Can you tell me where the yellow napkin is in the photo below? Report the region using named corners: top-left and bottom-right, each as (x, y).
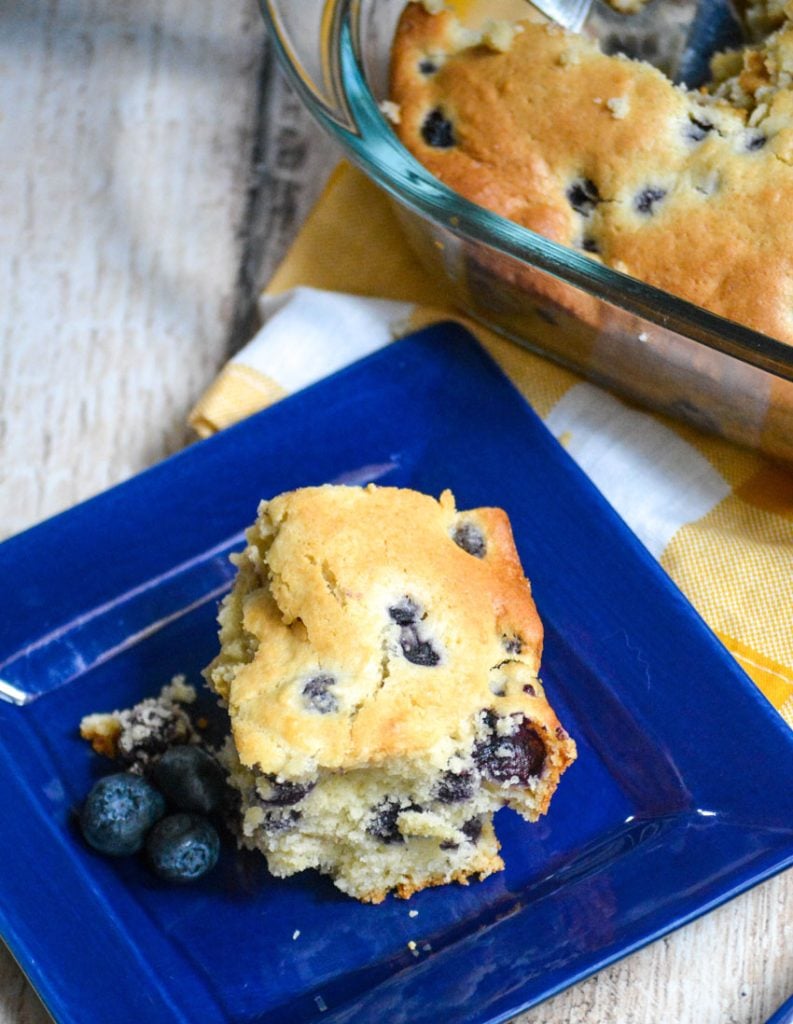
top-left (190, 162), bottom-right (793, 727)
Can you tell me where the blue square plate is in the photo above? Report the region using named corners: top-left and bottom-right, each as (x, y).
top-left (1, 323), bottom-right (792, 1024)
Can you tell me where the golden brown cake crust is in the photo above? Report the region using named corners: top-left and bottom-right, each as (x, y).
top-left (390, 3), bottom-right (793, 343)
top-left (210, 485), bottom-right (568, 776)
top-left (363, 845), bottom-right (505, 903)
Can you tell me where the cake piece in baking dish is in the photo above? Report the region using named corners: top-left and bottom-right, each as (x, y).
top-left (205, 484), bottom-right (576, 902)
top-left (389, 1), bottom-right (793, 344)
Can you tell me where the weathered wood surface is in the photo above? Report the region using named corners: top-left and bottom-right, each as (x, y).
top-left (1, 1), bottom-right (790, 1022)
top-left (0, 0), bottom-right (333, 539)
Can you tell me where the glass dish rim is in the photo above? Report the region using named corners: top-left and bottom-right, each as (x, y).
top-left (260, 0), bottom-right (793, 385)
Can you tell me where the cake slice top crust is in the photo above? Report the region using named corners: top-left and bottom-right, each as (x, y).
top-left (206, 485), bottom-right (567, 778)
top-left (389, 3), bottom-right (793, 342)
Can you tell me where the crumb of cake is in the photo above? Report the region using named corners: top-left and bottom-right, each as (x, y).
top-left (79, 713), bottom-right (122, 758)
top-left (606, 96), bottom-right (630, 119)
top-left (558, 48), bottom-right (581, 67)
top-left (80, 680), bottom-right (198, 771)
top-left (448, 21), bottom-right (484, 50)
top-left (292, 929), bottom-right (301, 940)
top-left (480, 19), bottom-right (524, 53)
top-left (409, 909), bottom-right (419, 917)
top-left (204, 484), bottom-right (576, 903)
top-left (160, 675), bottom-right (196, 704)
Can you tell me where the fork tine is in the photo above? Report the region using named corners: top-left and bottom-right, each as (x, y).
top-left (526, 0), bottom-right (593, 33)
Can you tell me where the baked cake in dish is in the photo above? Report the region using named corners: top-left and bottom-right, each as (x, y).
top-left (205, 484), bottom-right (576, 903)
top-left (389, 1), bottom-right (793, 343)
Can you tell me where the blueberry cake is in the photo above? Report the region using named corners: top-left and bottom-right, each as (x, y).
top-left (204, 484), bottom-right (576, 903)
top-left (389, 1), bottom-right (793, 343)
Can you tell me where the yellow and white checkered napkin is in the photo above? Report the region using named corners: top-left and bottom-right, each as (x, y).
top-left (191, 162), bottom-right (793, 727)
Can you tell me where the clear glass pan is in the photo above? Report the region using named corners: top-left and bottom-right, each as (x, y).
top-left (261, 0), bottom-right (793, 459)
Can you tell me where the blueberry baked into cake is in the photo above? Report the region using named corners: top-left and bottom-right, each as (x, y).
top-left (205, 484), bottom-right (576, 903)
top-left (389, 1), bottom-right (793, 343)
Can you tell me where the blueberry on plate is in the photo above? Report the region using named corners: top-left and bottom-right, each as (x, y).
top-left (151, 745), bottom-right (227, 815)
top-left (146, 813), bottom-right (220, 882)
top-left (80, 773), bottom-right (166, 856)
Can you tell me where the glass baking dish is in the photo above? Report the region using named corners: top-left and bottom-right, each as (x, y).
top-left (260, 0), bottom-right (793, 459)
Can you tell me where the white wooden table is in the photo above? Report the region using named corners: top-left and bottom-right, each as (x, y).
top-left (1, 1), bottom-right (791, 1021)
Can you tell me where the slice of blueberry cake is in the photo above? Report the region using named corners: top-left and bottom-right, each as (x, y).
top-left (205, 484), bottom-right (576, 902)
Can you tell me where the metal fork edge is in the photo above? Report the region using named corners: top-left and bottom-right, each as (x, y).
top-left (527, 0), bottom-right (593, 33)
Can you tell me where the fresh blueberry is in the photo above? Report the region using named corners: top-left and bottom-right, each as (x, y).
top-left (452, 522), bottom-right (486, 558)
top-left (421, 108), bottom-right (456, 148)
top-left (146, 813), bottom-right (220, 882)
top-left (151, 745), bottom-right (227, 815)
top-left (80, 773), bottom-right (166, 856)
top-left (635, 187), bottom-right (667, 215)
top-left (302, 674), bottom-right (339, 714)
top-left (566, 178), bottom-right (600, 216)
top-left (474, 711), bottom-right (546, 785)
top-left (435, 769), bottom-right (476, 803)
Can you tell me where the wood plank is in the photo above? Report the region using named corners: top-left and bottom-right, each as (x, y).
top-left (0, 0), bottom-right (333, 544)
top-left (518, 873), bottom-right (793, 1024)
